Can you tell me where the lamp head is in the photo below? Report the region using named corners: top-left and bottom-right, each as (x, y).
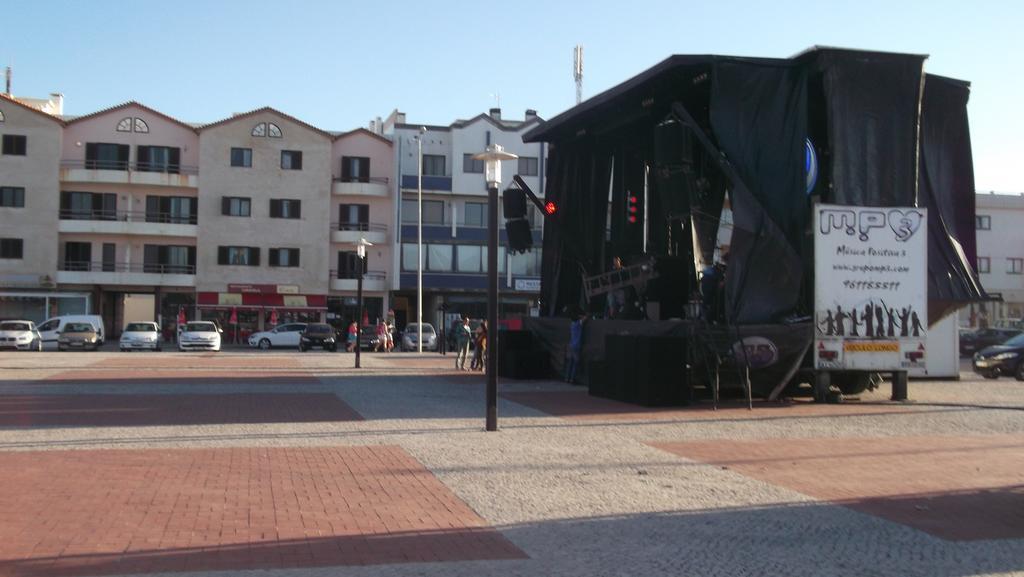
top-left (472, 144), bottom-right (518, 188)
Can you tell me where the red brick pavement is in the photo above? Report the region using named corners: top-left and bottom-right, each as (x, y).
top-left (0, 446), bottom-right (526, 576)
top-left (502, 391), bottom-right (913, 421)
top-left (43, 369), bottom-right (320, 387)
top-left (652, 435), bottom-right (1024, 541)
top-left (0, 394), bottom-right (362, 427)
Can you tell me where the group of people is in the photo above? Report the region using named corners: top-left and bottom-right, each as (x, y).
top-left (372, 319), bottom-right (396, 352)
top-left (453, 317), bottom-right (488, 371)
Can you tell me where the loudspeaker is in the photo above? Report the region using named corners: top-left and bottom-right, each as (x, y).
top-left (654, 118), bottom-right (696, 167)
top-left (587, 360), bottom-right (608, 397)
top-left (646, 257), bottom-right (691, 320)
top-left (602, 334), bottom-right (690, 406)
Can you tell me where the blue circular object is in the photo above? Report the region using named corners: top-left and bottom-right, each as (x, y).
top-left (805, 138), bottom-right (819, 195)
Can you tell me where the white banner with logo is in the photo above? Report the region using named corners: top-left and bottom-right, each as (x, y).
top-left (814, 204), bottom-right (928, 371)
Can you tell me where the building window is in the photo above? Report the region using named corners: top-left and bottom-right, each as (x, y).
top-left (401, 244), bottom-right (418, 272)
top-left (60, 191), bottom-right (116, 220)
top-left (116, 117), bottom-right (148, 133)
top-left (144, 245), bottom-right (195, 274)
top-left (281, 150), bottom-right (302, 170)
top-left (85, 142), bottom-right (129, 170)
top-left (510, 249), bottom-right (542, 276)
top-left (0, 238), bottom-right (23, 259)
top-left (2, 134), bottom-right (26, 156)
top-left (230, 147), bottom-right (252, 167)
top-left (269, 248), bottom-right (300, 267)
top-left (976, 215), bottom-right (991, 230)
top-left (422, 154), bottom-right (445, 176)
top-left (977, 257), bottom-right (990, 274)
top-left (62, 242), bottom-right (91, 269)
top-left (338, 204), bottom-right (369, 230)
top-left (0, 186), bottom-right (25, 208)
top-left (464, 202), bottom-right (487, 227)
top-left (221, 196), bottom-right (251, 217)
top-left (0, 110), bottom-right (5, 122)
top-left (251, 123), bottom-right (266, 137)
top-left (136, 146), bottom-right (181, 173)
top-left (462, 154), bottom-right (484, 174)
top-left (337, 251), bottom-right (366, 278)
top-left (218, 246), bottom-right (260, 266)
top-left (401, 199), bottom-right (445, 224)
top-left (1009, 258), bottom-right (1024, 275)
top-left (146, 196), bottom-right (196, 224)
top-left (456, 245), bottom-right (483, 273)
top-left (341, 156), bottom-right (370, 182)
top-left (270, 198), bottom-right (301, 219)
top-left (267, 123), bottom-right (282, 138)
top-left (427, 244), bottom-right (453, 272)
top-left (101, 243), bottom-right (116, 272)
top-left (518, 156), bottom-right (539, 176)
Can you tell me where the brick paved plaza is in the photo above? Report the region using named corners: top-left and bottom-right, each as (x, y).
top-left (0, 350), bottom-right (1022, 577)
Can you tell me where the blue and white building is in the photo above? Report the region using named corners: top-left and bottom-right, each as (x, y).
top-left (380, 108), bottom-right (547, 330)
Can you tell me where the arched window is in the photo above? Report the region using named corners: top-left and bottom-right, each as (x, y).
top-left (117, 116), bottom-right (150, 133)
top-left (268, 123), bottom-right (282, 138)
top-left (251, 122), bottom-right (267, 137)
top-left (0, 109), bottom-right (5, 122)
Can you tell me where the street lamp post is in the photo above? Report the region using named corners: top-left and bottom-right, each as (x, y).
top-left (416, 126), bottom-right (426, 353)
top-left (472, 144), bottom-right (518, 432)
top-left (355, 237), bottom-right (372, 369)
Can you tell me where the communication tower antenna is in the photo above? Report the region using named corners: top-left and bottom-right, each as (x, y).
top-left (573, 45), bottom-right (584, 105)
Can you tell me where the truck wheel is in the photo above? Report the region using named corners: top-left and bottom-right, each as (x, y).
top-left (832, 372), bottom-right (874, 395)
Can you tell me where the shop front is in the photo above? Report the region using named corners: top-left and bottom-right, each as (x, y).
top-left (0, 291), bottom-right (91, 324)
top-left (196, 291), bottom-right (326, 345)
top-left (326, 296), bottom-right (384, 333)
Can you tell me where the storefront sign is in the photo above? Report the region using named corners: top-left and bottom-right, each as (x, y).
top-left (814, 205), bottom-right (927, 371)
top-left (276, 285), bottom-right (299, 294)
top-left (514, 279), bottom-right (541, 292)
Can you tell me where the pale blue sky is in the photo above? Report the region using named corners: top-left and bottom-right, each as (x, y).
top-left (4, 0), bottom-right (1021, 191)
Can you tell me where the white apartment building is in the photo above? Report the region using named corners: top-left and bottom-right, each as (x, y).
top-left (0, 96), bottom-right (398, 342)
top-left (382, 108), bottom-right (547, 329)
top-left (970, 191), bottom-right (1024, 326)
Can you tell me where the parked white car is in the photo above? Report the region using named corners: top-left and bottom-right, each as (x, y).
top-left (248, 323), bottom-right (307, 350)
top-left (0, 320), bottom-right (43, 351)
top-left (401, 323), bottom-right (438, 352)
top-left (120, 322), bottom-right (162, 351)
top-left (37, 315), bottom-right (105, 350)
top-left (177, 321), bottom-right (222, 352)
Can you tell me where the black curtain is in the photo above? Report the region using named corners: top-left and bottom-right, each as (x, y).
top-left (540, 140), bottom-right (612, 316)
top-left (814, 50), bottom-right (926, 207)
top-left (708, 59), bottom-right (808, 323)
top-left (919, 74), bottom-right (987, 322)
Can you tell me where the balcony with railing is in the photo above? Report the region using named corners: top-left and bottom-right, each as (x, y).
top-left (401, 174), bottom-right (452, 192)
top-left (55, 261), bottom-right (196, 287)
top-left (60, 159), bottom-right (199, 188)
top-left (332, 176), bottom-right (390, 197)
top-left (329, 269), bottom-right (388, 292)
top-left (57, 209), bottom-right (197, 237)
top-left (330, 222), bottom-right (388, 245)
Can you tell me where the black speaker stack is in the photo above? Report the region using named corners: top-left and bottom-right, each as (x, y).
top-left (592, 334), bottom-right (690, 406)
top-left (498, 330), bottom-right (551, 379)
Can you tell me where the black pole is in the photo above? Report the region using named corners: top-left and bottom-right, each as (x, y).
top-left (355, 255), bottom-right (364, 368)
top-left (486, 183), bottom-right (499, 431)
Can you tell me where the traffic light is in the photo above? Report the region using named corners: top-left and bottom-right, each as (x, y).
top-left (544, 201), bottom-right (558, 215)
top-left (503, 187), bottom-right (533, 253)
top-left (627, 192), bottom-right (639, 224)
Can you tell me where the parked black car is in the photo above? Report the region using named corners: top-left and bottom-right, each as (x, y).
top-left (299, 323), bottom-right (337, 352)
top-left (972, 332), bottom-right (1024, 379)
top-left (960, 328), bottom-right (1022, 357)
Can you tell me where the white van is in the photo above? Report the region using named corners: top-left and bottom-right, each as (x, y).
top-left (37, 315), bottom-right (106, 350)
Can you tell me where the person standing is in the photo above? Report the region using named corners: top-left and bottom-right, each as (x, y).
top-left (346, 321), bottom-right (358, 352)
top-left (454, 317), bottom-right (473, 370)
top-left (472, 320), bottom-right (488, 371)
top-left (564, 312), bottom-right (586, 383)
top-left (374, 319), bottom-right (388, 352)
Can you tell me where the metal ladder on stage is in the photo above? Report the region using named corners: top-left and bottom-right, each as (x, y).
top-left (583, 258), bottom-right (660, 299)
